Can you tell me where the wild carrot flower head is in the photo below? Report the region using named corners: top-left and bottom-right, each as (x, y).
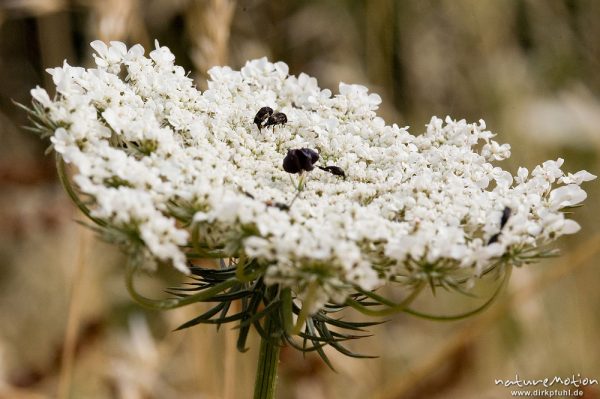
top-left (28, 40), bottom-right (595, 315)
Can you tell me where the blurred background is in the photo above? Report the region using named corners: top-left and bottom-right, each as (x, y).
top-left (0, 0), bottom-right (599, 398)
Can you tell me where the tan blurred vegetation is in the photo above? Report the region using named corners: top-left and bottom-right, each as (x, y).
top-left (0, 1), bottom-right (599, 398)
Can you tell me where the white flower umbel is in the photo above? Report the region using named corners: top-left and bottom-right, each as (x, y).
top-left (30, 40), bottom-right (595, 312)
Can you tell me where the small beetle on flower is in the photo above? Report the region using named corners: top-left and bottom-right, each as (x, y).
top-left (254, 106), bottom-right (273, 132)
top-left (265, 112), bottom-right (287, 130)
top-left (318, 165), bottom-right (346, 179)
top-left (488, 207), bottom-right (512, 245)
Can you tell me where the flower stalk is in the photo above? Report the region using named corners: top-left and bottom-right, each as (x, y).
top-left (253, 312), bottom-right (281, 399)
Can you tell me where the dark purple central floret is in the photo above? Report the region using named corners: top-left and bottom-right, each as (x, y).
top-left (283, 148), bottom-right (319, 174)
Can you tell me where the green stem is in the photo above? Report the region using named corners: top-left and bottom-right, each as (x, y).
top-left (56, 155), bottom-right (106, 227)
top-left (403, 265), bottom-right (512, 321)
top-left (236, 253), bottom-right (261, 282)
top-left (253, 312), bottom-right (281, 399)
top-left (125, 265), bottom-right (237, 310)
top-left (291, 280), bottom-right (318, 335)
top-left (347, 265), bottom-right (512, 319)
top-left (281, 288), bottom-right (294, 334)
top-left (346, 283), bottom-right (424, 317)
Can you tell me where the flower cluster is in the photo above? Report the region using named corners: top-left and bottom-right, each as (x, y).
top-left (29, 40), bottom-right (594, 312)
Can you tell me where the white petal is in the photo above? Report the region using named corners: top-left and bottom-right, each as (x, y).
top-left (561, 219), bottom-right (581, 234)
top-left (549, 184), bottom-right (587, 209)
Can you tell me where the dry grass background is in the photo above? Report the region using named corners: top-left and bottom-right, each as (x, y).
top-left (0, 1), bottom-right (599, 398)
